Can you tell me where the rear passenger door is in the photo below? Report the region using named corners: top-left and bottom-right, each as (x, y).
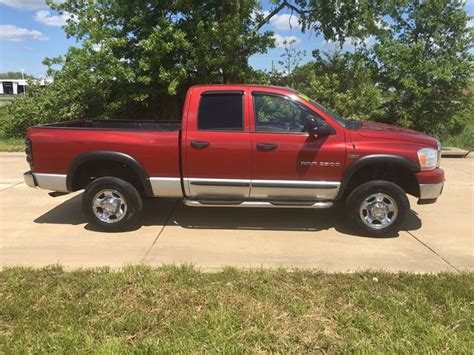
top-left (183, 90), bottom-right (252, 198)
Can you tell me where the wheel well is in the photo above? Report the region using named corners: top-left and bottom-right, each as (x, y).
top-left (342, 163), bottom-right (419, 199)
top-left (71, 160), bottom-right (146, 195)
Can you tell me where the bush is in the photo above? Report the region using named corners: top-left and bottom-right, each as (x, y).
top-left (0, 82), bottom-right (85, 138)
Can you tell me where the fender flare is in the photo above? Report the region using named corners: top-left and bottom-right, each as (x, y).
top-left (66, 151), bottom-right (154, 196)
top-left (336, 154), bottom-right (419, 200)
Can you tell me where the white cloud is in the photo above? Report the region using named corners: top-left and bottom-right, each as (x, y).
top-left (0, 0), bottom-right (48, 10)
top-left (322, 38), bottom-right (354, 51)
top-left (270, 13), bottom-right (300, 31)
top-left (0, 24), bottom-right (48, 41)
top-left (273, 34), bottom-right (301, 48)
top-left (35, 10), bottom-right (70, 26)
top-left (253, 10), bottom-right (301, 31)
top-left (322, 35), bottom-right (376, 51)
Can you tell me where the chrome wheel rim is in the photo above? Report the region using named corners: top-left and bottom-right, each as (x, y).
top-left (359, 193), bottom-right (398, 230)
top-left (92, 189), bottom-right (127, 223)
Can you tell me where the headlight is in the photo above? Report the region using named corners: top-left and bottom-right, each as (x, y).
top-left (417, 148), bottom-right (438, 171)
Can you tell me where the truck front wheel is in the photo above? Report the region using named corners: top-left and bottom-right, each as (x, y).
top-left (82, 177), bottom-right (143, 231)
top-left (346, 180), bottom-right (409, 237)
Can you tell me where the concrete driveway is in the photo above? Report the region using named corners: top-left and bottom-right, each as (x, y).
top-left (1, 152), bottom-right (472, 272)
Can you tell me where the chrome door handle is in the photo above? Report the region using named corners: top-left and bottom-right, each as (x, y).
top-left (191, 141), bottom-right (209, 148)
top-left (256, 143), bottom-right (278, 151)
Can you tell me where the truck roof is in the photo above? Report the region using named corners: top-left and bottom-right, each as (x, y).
top-left (189, 84), bottom-right (298, 94)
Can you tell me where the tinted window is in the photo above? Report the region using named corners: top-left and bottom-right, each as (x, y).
top-left (198, 94), bottom-right (243, 131)
top-left (253, 94), bottom-right (325, 133)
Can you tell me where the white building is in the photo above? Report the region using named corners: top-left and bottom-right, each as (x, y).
top-left (0, 79), bottom-right (51, 95)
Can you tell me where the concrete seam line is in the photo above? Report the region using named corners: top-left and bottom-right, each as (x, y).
top-left (406, 230), bottom-right (460, 273)
top-left (0, 181), bottom-right (24, 192)
top-left (450, 168), bottom-right (474, 176)
top-left (141, 199), bottom-right (180, 263)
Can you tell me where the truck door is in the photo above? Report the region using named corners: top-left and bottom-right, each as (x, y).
top-left (249, 91), bottom-right (345, 200)
top-left (183, 90), bottom-right (252, 198)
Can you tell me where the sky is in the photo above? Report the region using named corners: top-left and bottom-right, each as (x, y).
top-left (0, 0), bottom-right (473, 77)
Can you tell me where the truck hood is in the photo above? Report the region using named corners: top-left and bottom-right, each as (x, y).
top-left (355, 121), bottom-right (438, 148)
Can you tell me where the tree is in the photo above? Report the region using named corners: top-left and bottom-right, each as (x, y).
top-left (37, 0), bottom-right (276, 120)
top-left (292, 50), bottom-right (384, 121)
top-left (280, 0), bottom-right (473, 139)
top-left (370, 0), bottom-right (473, 138)
top-left (277, 39), bottom-right (307, 87)
top-left (0, 72), bottom-right (36, 80)
top-left (3, 0), bottom-right (471, 142)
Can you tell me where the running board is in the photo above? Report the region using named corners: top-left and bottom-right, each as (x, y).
top-left (183, 199), bottom-right (333, 209)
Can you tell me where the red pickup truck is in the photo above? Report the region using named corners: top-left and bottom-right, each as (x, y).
top-left (24, 84), bottom-right (444, 236)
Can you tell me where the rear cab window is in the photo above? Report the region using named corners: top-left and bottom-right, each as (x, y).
top-left (198, 92), bottom-right (243, 131)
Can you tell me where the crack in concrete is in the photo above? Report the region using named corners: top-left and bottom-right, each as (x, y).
top-left (406, 230), bottom-right (460, 272)
top-left (141, 199), bottom-right (180, 263)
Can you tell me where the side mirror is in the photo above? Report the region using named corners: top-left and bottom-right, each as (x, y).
top-left (314, 124), bottom-right (333, 136)
top-left (305, 118), bottom-right (318, 135)
top-left (305, 119), bottom-right (332, 136)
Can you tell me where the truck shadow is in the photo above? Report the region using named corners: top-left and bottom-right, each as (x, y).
top-left (34, 194), bottom-right (422, 238)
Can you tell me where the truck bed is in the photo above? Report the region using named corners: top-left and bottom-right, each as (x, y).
top-left (37, 119), bottom-right (181, 132)
top-left (27, 118), bottom-right (182, 179)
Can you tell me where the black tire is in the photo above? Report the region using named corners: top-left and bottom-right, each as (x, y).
top-left (346, 180), bottom-right (409, 237)
top-left (82, 176), bottom-right (143, 232)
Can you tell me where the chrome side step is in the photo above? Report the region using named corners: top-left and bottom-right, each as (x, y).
top-left (183, 199), bottom-right (333, 209)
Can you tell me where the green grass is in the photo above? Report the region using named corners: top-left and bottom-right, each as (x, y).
top-left (443, 121), bottom-right (474, 150)
top-left (0, 95), bottom-right (14, 107)
top-left (0, 137), bottom-right (24, 152)
top-left (1, 266), bottom-right (472, 353)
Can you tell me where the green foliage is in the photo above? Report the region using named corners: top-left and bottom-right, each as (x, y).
top-left (0, 81), bottom-right (85, 138)
top-left (1, 0), bottom-right (472, 142)
top-left (443, 110), bottom-right (474, 150)
top-left (44, 0), bottom-right (274, 119)
top-left (371, 0), bottom-right (473, 138)
top-left (284, 0), bottom-right (473, 140)
top-left (0, 72), bottom-right (36, 80)
top-left (295, 0), bottom-right (398, 42)
top-left (291, 50), bottom-right (385, 121)
top-left (1, 0), bottom-right (279, 137)
top-left (277, 39), bottom-right (307, 87)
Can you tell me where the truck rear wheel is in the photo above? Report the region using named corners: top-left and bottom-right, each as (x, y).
top-left (346, 180), bottom-right (409, 237)
top-left (82, 176), bottom-right (143, 231)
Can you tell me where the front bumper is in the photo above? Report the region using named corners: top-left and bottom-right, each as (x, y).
top-left (416, 168), bottom-right (445, 204)
top-left (419, 182), bottom-right (444, 199)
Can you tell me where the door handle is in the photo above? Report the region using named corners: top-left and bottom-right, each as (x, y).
top-left (191, 141), bottom-right (209, 148)
top-left (256, 143), bottom-right (278, 151)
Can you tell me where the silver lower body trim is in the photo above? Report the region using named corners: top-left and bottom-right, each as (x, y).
top-left (184, 199), bottom-right (333, 209)
top-left (183, 177), bottom-right (340, 200)
top-left (184, 177), bottom-right (250, 198)
top-left (24, 171), bottom-right (68, 192)
top-left (149, 177), bottom-right (182, 197)
top-left (419, 182), bottom-right (444, 200)
top-left (250, 179), bottom-right (340, 200)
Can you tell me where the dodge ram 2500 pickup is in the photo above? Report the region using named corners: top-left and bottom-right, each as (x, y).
top-left (24, 84), bottom-right (444, 236)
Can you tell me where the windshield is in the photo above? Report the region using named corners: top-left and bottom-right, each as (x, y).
top-left (297, 93), bottom-right (346, 127)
